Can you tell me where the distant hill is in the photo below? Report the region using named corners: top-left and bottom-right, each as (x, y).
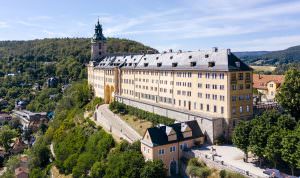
top-left (0, 38), bottom-right (158, 64)
top-left (234, 45), bottom-right (300, 66)
top-left (234, 51), bottom-right (271, 58)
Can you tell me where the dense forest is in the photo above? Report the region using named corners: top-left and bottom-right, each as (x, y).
top-left (0, 38), bottom-right (157, 112)
top-left (235, 45), bottom-right (300, 66)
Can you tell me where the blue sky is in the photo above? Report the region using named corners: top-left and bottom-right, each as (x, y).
top-left (0, 0), bottom-right (300, 52)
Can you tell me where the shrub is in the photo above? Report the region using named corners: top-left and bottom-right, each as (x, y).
top-left (214, 135), bottom-right (226, 145)
top-left (109, 101), bottom-right (174, 125)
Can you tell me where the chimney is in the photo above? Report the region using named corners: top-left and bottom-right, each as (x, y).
top-left (212, 47), bottom-right (218, 52)
top-left (169, 49), bottom-right (173, 53)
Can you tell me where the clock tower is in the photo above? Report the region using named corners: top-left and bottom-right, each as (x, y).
top-left (91, 19), bottom-right (107, 60)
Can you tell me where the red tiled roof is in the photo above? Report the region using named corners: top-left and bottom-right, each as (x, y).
top-left (253, 74), bottom-right (284, 89)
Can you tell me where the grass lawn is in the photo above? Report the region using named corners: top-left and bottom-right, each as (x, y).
top-left (118, 114), bottom-right (153, 136)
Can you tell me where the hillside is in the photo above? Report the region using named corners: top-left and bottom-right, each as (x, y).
top-left (235, 45), bottom-right (300, 65)
top-left (0, 38), bottom-right (157, 64)
top-left (0, 38), bottom-right (157, 112)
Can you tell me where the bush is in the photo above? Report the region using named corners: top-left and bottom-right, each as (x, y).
top-left (214, 135), bottom-right (226, 145)
top-left (109, 101), bottom-right (174, 125)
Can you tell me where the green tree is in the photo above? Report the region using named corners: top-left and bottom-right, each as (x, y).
top-left (0, 126), bottom-right (18, 152)
top-left (29, 138), bottom-right (50, 168)
top-left (265, 132), bottom-right (282, 168)
top-left (90, 161), bottom-right (106, 178)
top-left (276, 69), bottom-right (300, 120)
top-left (281, 130), bottom-right (300, 175)
top-left (140, 160), bottom-right (166, 178)
top-left (232, 121), bottom-right (252, 162)
top-left (104, 151), bottom-right (145, 178)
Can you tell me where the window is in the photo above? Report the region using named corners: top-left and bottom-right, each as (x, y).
top-left (232, 107), bottom-right (236, 114)
top-left (198, 83), bottom-right (202, 88)
top-left (221, 106), bottom-right (224, 114)
top-left (206, 104), bottom-right (210, 111)
top-left (172, 63), bottom-right (178, 67)
top-left (206, 84), bottom-right (210, 89)
top-left (158, 149), bottom-right (165, 155)
top-left (246, 84), bottom-right (251, 89)
top-left (271, 91), bottom-right (274, 96)
top-left (239, 95), bottom-right (244, 101)
top-left (219, 73), bottom-right (225, 79)
top-left (232, 85), bottom-right (237, 90)
top-left (205, 73), bottom-right (210, 79)
top-left (239, 84), bottom-right (244, 90)
top-left (208, 61), bottom-right (215, 67)
top-left (144, 63), bottom-right (148, 67)
top-left (190, 61), bottom-right (196, 67)
top-left (198, 73), bottom-right (202, 78)
top-left (157, 63), bottom-right (162, 67)
top-left (200, 103), bottom-right (203, 110)
top-left (238, 73), bottom-right (243, 80)
top-left (232, 96), bottom-right (237, 101)
top-left (240, 106), bottom-right (243, 113)
top-left (170, 146), bottom-right (176, 152)
top-left (198, 92), bottom-right (202, 98)
top-left (246, 105), bottom-right (250, 112)
top-left (220, 85), bottom-right (225, 90)
top-left (270, 84), bottom-right (274, 87)
top-left (214, 105), bottom-right (217, 112)
top-left (246, 73), bottom-right (250, 80)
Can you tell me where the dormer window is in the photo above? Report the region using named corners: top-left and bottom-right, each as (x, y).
top-left (157, 63), bottom-right (162, 67)
top-left (129, 63), bottom-right (132, 66)
top-left (144, 58), bottom-right (147, 60)
top-left (170, 56), bottom-right (173, 59)
top-left (190, 61), bottom-right (196, 67)
top-left (205, 54), bottom-right (209, 58)
top-left (144, 63), bottom-right (149, 67)
top-left (156, 57), bottom-right (159, 60)
top-left (172, 63), bottom-right (178, 67)
top-left (189, 55), bottom-right (192, 59)
top-left (208, 61), bottom-right (215, 67)
top-left (235, 61), bottom-right (241, 68)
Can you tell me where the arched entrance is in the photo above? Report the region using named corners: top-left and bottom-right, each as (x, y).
top-left (170, 160), bottom-right (177, 176)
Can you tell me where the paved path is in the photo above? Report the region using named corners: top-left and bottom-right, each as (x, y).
top-left (94, 104), bottom-right (142, 143)
top-left (189, 145), bottom-right (268, 178)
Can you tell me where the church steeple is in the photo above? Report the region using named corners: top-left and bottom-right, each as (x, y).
top-left (91, 19), bottom-right (107, 60)
top-left (92, 19), bottom-right (106, 42)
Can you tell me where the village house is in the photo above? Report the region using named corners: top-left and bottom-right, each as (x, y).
top-left (253, 74), bottom-right (284, 102)
top-left (140, 120), bottom-right (204, 176)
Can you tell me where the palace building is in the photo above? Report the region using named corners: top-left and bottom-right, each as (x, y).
top-left (87, 20), bottom-right (254, 142)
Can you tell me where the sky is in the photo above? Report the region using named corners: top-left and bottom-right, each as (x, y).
top-left (0, 0), bottom-right (300, 52)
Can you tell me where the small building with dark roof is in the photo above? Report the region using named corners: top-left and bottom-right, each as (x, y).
top-left (141, 120), bottom-right (204, 176)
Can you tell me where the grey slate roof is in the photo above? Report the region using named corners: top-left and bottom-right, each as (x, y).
top-left (93, 48), bottom-right (252, 71)
top-left (146, 120), bottom-right (203, 146)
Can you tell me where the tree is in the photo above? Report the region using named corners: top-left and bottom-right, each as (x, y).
top-left (72, 152), bottom-right (96, 178)
top-left (277, 114), bottom-right (296, 130)
top-left (265, 132), bottom-right (282, 168)
top-left (140, 160), bottom-right (166, 178)
top-left (90, 161), bottom-right (106, 178)
top-left (232, 121), bottom-right (252, 162)
top-left (104, 151), bottom-right (145, 178)
top-left (0, 126), bottom-right (18, 152)
top-left (276, 69), bottom-right (300, 120)
top-left (281, 130), bottom-right (300, 175)
top-left (29, 138), bottom-right (51, 168)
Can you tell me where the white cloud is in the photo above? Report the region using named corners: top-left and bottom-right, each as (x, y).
top-left (0, 21), bottom-right (9, 28)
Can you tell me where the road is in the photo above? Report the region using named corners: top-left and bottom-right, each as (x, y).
top-left (94, 104), bottom-right (142, 143)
